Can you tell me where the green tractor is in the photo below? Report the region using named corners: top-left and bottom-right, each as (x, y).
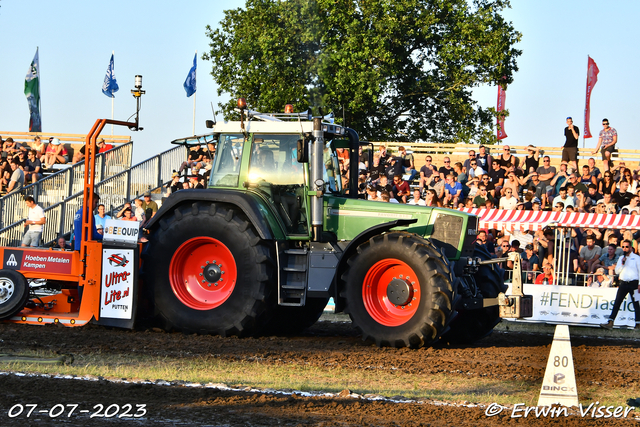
top-left (142, 102), bottom-right (531, 348)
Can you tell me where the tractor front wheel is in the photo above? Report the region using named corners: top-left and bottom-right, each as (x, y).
top-left (341, 232), bottom-right (454, 348)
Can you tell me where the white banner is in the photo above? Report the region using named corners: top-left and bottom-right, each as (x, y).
top-left (507, 283), bottom-right (639, 327)
top-left (100, 248), bottom-right (135, 320)
top-left (103, 219), bottom-right (140, 245)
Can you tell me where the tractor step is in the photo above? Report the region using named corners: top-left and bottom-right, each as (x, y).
top-left (278, 245), bottom-right (309, 306)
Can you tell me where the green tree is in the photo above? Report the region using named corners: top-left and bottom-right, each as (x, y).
top-left (204, 0), bottom-right (521, 144)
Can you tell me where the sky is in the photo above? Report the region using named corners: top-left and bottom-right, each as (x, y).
top-left (0, 0), bottom-right (638, 164)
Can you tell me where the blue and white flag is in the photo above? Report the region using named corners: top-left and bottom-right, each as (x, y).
top-left (102, 53), bottom-right (119, 98)
top-left (183, 53), bottom-right (197, 97)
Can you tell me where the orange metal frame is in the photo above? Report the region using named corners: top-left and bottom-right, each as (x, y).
top-left (5, 119), bottom-right (137, 327)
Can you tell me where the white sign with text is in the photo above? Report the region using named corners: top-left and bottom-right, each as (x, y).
top-left (102, 219), bottom-right (140, 245)
top-left (100, 248), bottom-right (135, 319)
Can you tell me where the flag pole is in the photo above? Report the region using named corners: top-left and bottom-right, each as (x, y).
top-left (192, 50), bottom-right (197, 135)
top-left (111, 50), bottom-right (115, 136)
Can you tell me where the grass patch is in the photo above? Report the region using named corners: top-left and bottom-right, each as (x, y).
top-left (1, 348), bottom-right (634, 407)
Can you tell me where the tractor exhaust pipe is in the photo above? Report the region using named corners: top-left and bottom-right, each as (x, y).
top-left (311, 118), bottom-right (324, 241)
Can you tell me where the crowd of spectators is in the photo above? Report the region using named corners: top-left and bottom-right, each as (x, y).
top-left (0, 135), bottom-right (118, 195)
top-left (163, 142), bottom-right (215, 196)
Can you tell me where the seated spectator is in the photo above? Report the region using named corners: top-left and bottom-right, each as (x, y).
top-left (42, 138), bottom-right (69, 168)
top-left (424, 189), bottom-right (442, 207)
top-left (53, 236), bottom-right (72, 251)
top-left (522, 145), bottom-right (540, 174)
top-left (476, 145), bottom-right (493, 171)
top-left (31, 136), bottom-right (46, 160)
top-left (407, 188), bottom-right (426, 206)
top-left (97, 138), bottom-right (114, 153)
top-left (376, 175), bottom-right (392, 195)
top-left (397, 146), bottom-right (417, 181)
top-left (24, 150), bottom-right (43, 184)
top-left (429, 175), bottom-right (445, 200)
top-left (536, 156), bottom-right (556, 187)
top-left (535, 263), bottom-right (555, 284)
top-left (3, 137), bottom-right (22, 156)
top-left (379, 190), bottom-right (399, 204)
top-left (598, 170), bottom-right (616, 196)
top-left (614, 180), bottom-right (633, 207)
top-left (552, 188), bottom-right (574, 211)
top-left (121, 207), bottom-right (137, 221)
top-left (179, 144), bottom-right (204, 174)
top-left (418, 155), bottom-right (437, 191)
top-left (392, 174), bottom-right (410, 203)
top-left (488, 161), bottom-right (505, 194)
top-left (622, 195), bottom-right (640, 214)
top-left (467, 159), bottom-right (486, 179)
top-left (587, 267), bottom-right (613, 288)
top-left (443, 174), bottom-right (462, 207)
top-left (439, 157), bottom-right (456, 180)
top-left (94, 204), bottom-right (111, 229)
top-left (473, 185), bottom-right (493, 208)
top-left (580, 165), bottom-right (597, 187)
top-left (499, 188), bottom-right (518, 210)
top-left (72, 144), bottom-right (86, 164)
top-left (6, 159), bottom-right (24, 193)
top-left (587, 157), bottom-right (601, 180)
top-left (579, 234), bottom-right (602, 273)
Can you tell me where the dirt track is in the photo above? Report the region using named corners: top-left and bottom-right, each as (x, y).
top-left (0, 320), bottom-right (639, 426)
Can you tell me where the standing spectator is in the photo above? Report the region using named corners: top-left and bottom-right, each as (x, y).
top-left (592, 118), bottom-right (617, 170)
top-left (563, 117), bottom-right (580, 171)
top-left (397, 146), bottom-right (417, 181)
top-left (94, 204), bottom-right (111, 229)
top-left (6, 159), bottom-right (24, 193)
top-left (133, 198), bottom-right (146, 224)
top-left (21, 196), bottom-right (46, 247)
top-left (600, 240), bottom-right (640, 330)
top-left (476, 145), bottom-right (493, 171)
top-left (24, 150), bottom-right (42, 184)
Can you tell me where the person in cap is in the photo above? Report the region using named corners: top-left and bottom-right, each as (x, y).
top-left (164, 172), bottom-right (182, 196)
top-left (141, 191), bottom-right (158, 218)
top-left (563, 117), bottom-right (580, 171)
top-left (97, 138), bottom-right (114, 153)
top-left (42, 137), bottom-right (69, 168)
top-left (588, 268), bottom-right (613, 288)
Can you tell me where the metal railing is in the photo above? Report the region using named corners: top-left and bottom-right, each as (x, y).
top-left (0, 142), bottom-right (133, 229)
top-left (0, 144), bottom-right (182, 247)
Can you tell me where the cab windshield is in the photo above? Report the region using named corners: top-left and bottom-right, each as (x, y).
top-left (209, 134), bottom-right (244, 187)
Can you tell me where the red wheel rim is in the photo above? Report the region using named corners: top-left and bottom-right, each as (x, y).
top-left (169, 237), bottom-right (237, 310)
top-left (362, 259), bottom-right (420, 326)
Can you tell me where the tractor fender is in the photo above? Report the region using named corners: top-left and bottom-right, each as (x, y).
top-left (333, 218), bottom-right (418, 309)
top-left (144, 189), bottom-right (282, 240)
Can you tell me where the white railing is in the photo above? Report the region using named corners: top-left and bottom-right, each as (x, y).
top-left (0, 144), bottom-right (183, 247)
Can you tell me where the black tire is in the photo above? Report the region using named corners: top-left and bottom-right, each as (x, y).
top-left (0, 270), bottom-right (29, 320)
top-left (442, 243), bottom-right (506, 344)
top-left (341, 232), bottom-right (454, 348)
top-left (142, 202), bottom-right (276, 336)
top-left (263, 297), bottom-right (329, 335)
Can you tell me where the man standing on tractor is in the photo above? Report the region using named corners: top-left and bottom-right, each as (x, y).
top-left (73, 193), bottom-right (103, 250)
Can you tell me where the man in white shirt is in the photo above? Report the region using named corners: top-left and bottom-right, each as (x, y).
top-left (407, 189), bottom-right (426, 206)
top-left (601, 239), bottom-right (640, 329)
top-left (21, 196), bottom-right (46, 247)
top-left (499, 188), bottom-right (518, 210)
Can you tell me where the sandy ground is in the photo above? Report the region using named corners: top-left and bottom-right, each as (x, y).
top-left (0, 319), bottom-right (638, 426)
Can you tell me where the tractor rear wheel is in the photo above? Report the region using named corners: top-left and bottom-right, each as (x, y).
top-left (442, 244), bottom-right (506, 344)
top-left (0, 270), bottom-right (29, 320)
top-left (143, 203), bottom-right (275, 336)
top-left (341, 232), bottom-right (454, 348)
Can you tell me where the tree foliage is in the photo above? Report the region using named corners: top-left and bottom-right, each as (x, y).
top-left (204, 0), bottom-right (521, 144)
